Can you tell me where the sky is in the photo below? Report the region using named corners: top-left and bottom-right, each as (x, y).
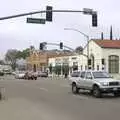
top-left (0, 0), bottom-right (120, 59)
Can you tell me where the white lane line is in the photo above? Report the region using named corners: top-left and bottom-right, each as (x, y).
top-left (39, 87), bottom-right (48, 92)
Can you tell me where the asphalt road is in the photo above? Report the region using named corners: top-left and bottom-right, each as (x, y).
top-left (0, 75), bottom-right (120, 120)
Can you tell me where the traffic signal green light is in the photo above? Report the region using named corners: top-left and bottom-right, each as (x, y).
top-left (92, 14), bottom-right (97, 27)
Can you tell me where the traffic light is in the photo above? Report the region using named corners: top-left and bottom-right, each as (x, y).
top-left (92, 14), bottom-right (97, 27)
top-left (60, 42), bottom-right (63, 49)
top-left (46, 6), bottom-right (52, 21)
top-left (40, 43), bottom-right (43, 50)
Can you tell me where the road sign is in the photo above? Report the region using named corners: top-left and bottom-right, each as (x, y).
top-left (83, 8), bottom-right (93, 15)
top-left (27, 18), bottom-right (46, 24)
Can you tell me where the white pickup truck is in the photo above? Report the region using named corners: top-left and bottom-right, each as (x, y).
top-left (69, 70), bottom-right (120, 98)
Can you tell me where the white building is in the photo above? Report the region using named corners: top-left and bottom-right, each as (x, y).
top-left (48, 39), bottom-right (120, 74)
top-left (84, 39), bottom-right (120, 73)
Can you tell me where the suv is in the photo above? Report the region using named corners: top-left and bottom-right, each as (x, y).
top-left (69, 70), bottom-right (120, 98)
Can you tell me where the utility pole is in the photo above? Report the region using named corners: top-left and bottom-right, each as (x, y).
top-left (110, 26), bottom-right (113, 40)
top-left (101, 32), bottom-right (104, 40)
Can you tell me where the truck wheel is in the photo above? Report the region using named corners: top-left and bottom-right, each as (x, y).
top-left (114, 92), bottom-right (120, 97)
top-left (72, 83), bottom-right (79, 94)
top-left (93, 85), bottom-right (101, 98)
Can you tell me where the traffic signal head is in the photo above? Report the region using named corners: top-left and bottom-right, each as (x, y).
top-left (92, 14), bottom-right (97, 27)
top-left (40, 43), bottom-right (43, 50)
top-left (60, 42), bottom-right (63, 49)
top-left (46, 6), bottom-right (52, 22)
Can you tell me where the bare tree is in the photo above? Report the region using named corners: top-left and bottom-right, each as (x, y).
top-left (5, 49), bottom-right (19, 70)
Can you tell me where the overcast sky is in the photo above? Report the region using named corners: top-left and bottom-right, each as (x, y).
top-left (0, 0), bottom-right (120, 58)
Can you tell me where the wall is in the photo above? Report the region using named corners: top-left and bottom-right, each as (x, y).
top-left (102, 48), bottom-right (120, 73)
top-left (83, 40), bottom-right (103, 70)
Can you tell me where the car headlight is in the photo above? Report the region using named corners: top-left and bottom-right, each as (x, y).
top-left (100, 82), bottom-right (109, 86)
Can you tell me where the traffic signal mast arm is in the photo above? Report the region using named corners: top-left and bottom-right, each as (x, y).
top-left (0, 9), bottom-right (96, 20)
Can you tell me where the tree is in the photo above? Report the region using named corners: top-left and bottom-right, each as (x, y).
top-left (5, 49), bottom-right (19, 70)
top-left (16, 48), bottom-right (30, 59)
top-left (62, 64), bottom-right (69, 75)
top-left (75, 46), bottom-right (83, 54)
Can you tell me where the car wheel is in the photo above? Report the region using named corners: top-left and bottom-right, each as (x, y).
top-left (72, 83), bottom-right (79, 94)
top-left (93, 86), bottom-right (101, 98)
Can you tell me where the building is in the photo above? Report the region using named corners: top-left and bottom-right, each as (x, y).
top-left (49, 39), bottom-right (120, 75)
top-left (84, 39), bottom-right (120, 73)
top-left (26, 49), bottom-right (73, 72)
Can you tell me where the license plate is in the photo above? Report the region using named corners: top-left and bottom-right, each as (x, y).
top-left (113, 88), bottom-right (118, 90)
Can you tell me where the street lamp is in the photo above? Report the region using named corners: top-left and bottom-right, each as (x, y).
top-left (64, 28), bottom-right (89, 68)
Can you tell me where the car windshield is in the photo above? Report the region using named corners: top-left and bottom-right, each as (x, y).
top-left (93, 72), bottom-right (111, 78)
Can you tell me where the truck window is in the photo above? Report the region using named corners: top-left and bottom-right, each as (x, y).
top-left (80, 72), bottom-right (85, 78)
top-left (71, 72), bottom-right (80, 77)
top-left (86, 72), bottom-right (92, 79)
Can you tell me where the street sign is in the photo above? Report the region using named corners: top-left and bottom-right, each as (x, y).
top-left (27, 18), bottom-right (46, 24)
top-left (83, 8), bottom-right (93, 15)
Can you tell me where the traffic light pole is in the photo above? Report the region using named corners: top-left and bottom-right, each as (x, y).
top-left (64, 28), bottom-right (89, 68)
top-left (0, 10), bottom-right (94, 20)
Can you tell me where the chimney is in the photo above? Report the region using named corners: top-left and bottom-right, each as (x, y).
top-left (110, 26), bottom-right (113, 40)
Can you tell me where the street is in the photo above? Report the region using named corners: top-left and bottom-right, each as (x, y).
top-left (0, 75), bottom-right (120, 120)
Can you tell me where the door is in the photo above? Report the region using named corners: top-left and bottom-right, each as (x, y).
top-left (84, 72), bottom-right (93, 89)
top-left (78, 71), bottom-right (86, 88)
top-left (70, 71), bottom-right (81, 86)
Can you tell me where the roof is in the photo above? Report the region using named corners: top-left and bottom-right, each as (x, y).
top-left (93, 39), bottom-right (120, 49)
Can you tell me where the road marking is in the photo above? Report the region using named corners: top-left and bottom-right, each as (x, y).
top-left (39, 87), bottom-right (48, 92)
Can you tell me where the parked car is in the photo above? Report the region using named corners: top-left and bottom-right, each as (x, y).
top-left (24, 72), bottom-right (37, 80)
top-left (15, 72), bottom-right (25, 79)
top-left (37, 71), bottom-right (48, 77)
top-left (69, 70), bottom-right (120, 98)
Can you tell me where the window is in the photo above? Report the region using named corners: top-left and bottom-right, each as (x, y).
top-left (72, 57), bottom-right (77, 60)
top-left (81, 72), bottom-right (85, 78)
top-left (93, 72), bottom-right (111, 78)
top-left (86, 72), bottom-right (92, 79)
top-left (97, 65), bottom-right (99, 70)
top-left (71, 72), bottom-right (80, 77)
top-left (109, 55), bottom-right (119, 73)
